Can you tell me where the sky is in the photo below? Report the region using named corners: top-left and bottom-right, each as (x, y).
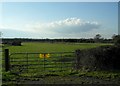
top-left (0, 2), bottom-right (118, 39)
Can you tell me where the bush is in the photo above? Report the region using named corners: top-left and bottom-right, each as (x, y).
top-left (112, 35), bottom-right (120, 46)
top-left (11, 41), bottom-right (22, 46)
top-left (75, 45), bottom-right (120, 71)
top-left (2, 41), bottom-right (22, 46)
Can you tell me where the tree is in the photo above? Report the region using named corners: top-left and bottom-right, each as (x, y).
top-left (112, 34), bottom-right (120, 46)
top-left (112, 34), bottom-right (116, 39)
top-left (94, 34), bottom-right (102, 43)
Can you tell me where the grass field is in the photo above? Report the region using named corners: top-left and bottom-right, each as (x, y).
top-left (3, 42), bottom-right (112, 53)
top-left (3, 42), bottom-right (109, 73)
top-left (2, 42), bottom-right (120, 85)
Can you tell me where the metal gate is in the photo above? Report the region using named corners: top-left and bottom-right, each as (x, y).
top-left (8, 51), bottom-right (75, 75)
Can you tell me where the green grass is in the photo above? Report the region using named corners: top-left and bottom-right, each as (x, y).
top-left (3, 42), bottom-right (112, 53)
top-left (3, 42), bottom-right (120, 85)
top-left (2, 42), bottom-right (112, 73)
top-left (3, 70), bottom-right (120, 85)
top-left (2, 42), bottom-right (113, 74)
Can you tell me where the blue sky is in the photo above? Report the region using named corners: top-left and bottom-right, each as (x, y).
top-left (0, 0), bottom-right (119, 2)
top-left (0, 2), bottom-right (118, 39)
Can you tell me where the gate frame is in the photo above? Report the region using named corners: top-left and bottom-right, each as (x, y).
top-left (4, 49), bottom-right (76, 72)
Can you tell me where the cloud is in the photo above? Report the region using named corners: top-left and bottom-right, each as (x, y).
top-left (0, 18), bottom-right (101, 38)
top-left (26, 18), bottom-right (101, 34)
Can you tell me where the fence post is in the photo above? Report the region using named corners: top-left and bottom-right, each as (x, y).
top-left (4, 49), bottom-right (10, 72)
top-left (75, 49), bottom-right (81, 70)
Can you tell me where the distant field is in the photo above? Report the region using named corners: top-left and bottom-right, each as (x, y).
top-left (3, 42), bottom-right (112, 53)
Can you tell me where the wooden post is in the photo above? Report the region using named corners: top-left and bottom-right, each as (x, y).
top-left (5, 49), bottom-right (10, 72)
top-left (75, 49), bottom-right (81, 69)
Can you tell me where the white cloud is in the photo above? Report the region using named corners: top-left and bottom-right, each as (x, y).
top-left (0, 18), bottom-right (101, 38)
top-left (25, 18), bottom-right (101, 34)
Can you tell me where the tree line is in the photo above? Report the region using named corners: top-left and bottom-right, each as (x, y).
top-left (2, 34), bottom-right (120, 46)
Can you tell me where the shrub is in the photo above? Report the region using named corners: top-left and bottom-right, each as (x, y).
top-left (112, 35), bottom-right (120, 46)
top-left (2, 41), bottom-right (22, 46)
top-left (11, 41), bottom-right (22, 46)
top-left (75, 45), bottom-right (120, 71)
